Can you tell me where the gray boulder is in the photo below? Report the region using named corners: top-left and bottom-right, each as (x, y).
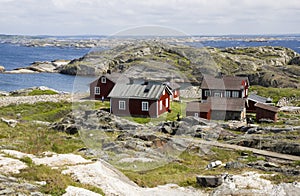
top-left (196, 175), bottom-right (223, 187)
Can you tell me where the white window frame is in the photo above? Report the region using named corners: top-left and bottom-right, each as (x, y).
top-left (214, 92), bottom-right (221, 97)
top-left (232, 91), bottom-right (239, 98)
top-left (166, 98), bottom-right (169, 108)
top-left (204, 90), bottom-right (210, 97)
top-left (174, 90), bottom-right (177, 96)
top-left (225, 91), bottom-right (231, 97)
top-left (160, 100), bottom-right (163, 110)
top-left (163, 89), bottom-right (165, 95)
top-left (142, 101), bottom-right (149, 111)
top-left (119, 100), bottom-right (125, 110)
top-left (101, 76), bottom-right (106, 83)
top-left (94, 87), bottom-right (100, 95)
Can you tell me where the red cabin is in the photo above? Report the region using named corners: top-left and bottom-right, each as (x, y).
top-left (108, 83), bottom-right (172, 118)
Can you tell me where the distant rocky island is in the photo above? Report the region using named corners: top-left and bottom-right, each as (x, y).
top-left (4, 40), bottom-right (300, 88)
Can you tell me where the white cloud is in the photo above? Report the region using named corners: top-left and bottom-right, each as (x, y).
top-left (0, 0), bottom-right (299, 35)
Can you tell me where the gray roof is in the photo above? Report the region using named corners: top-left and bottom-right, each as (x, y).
top-left (248, 94), bottom-right (272, 103)
top-left (108, 83), bottom-right (172, 100)
top-left (201, 75), bottom-right (249, 90)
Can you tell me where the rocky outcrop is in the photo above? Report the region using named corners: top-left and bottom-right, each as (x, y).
top-left (0, 93), bottom-right (71, 107)
top-left (5, 60), bottom-right (70, 74)
top-left (57, 41), bottom-right (300, 88)
top-left (0, 65), bottom-right (5, 73)
top-left (196, 176), bottom-right (223, 187)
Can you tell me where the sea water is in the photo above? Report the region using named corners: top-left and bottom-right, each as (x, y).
top-left (0, 35), bottom-right (299, 92)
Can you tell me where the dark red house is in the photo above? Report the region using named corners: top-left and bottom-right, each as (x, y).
top-left (108, 83), bottom-right (172, 117)
top-left (90, 73), bottom-right (129, 100)
top-left (201, 75), bottom-right (249, 101)
top-left (186, 97), bottom-right (246, 121)
top-left (255, 103), bottom-right (279, 122)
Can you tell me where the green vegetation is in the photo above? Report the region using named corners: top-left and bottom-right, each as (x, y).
top-left (28, 89), bottom-right (58, 96)
top-left (261, 174), bottom-right (300, 184)
top-left (14, 164), bottom-right (104, 195)
top-left (0, 102), bottom-right (71, 122)
top-left (121, 148), bottom-right (245, 188)
top-left (0, 122), bottom-right (84, 154)
top-left (250, 85), bottom-right (300, 103)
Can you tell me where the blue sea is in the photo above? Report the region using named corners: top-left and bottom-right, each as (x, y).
top-left (0, 35), bottom-right (300, 92)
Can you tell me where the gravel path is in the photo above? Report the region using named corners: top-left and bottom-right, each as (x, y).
top-left (0, 94), bottom-right (72, 107)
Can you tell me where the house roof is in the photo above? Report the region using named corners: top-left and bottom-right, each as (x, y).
top-left (91, 73), bottom-right (130, 84)
top-left (255, 103), bottom-right (279, 113)
top-left (186, 102), bottom-right (210, 113)
top-left (201, 75), bottom-right (249, 90)
top-left (108, 83), bottom-right (172, 100)
top-left (248, 94), bottom-right (272, 103)
top-left (209, 97), bottom-right (245, 112)
top-left (163, 82), bottom-right (181, 90)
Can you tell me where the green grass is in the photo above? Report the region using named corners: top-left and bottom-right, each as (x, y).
top-left (0, 102), bottom-right (71, 122)
top-left (0, 122), bottom-right (84, 155)
top-left (250, 86), bottom-right (300, 103)
top-left (14, 164), bottom-right (105, 195)
top-left (28, 89), bottom-right (58, 96)
top-left (121, 148), bottom-right (245, 188)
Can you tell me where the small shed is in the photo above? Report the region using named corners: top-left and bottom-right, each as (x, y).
top-left (255, 103), bottom-right (279, 122)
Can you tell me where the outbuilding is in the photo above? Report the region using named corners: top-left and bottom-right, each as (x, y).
top-left (255, 103), bottom-right (279, 122)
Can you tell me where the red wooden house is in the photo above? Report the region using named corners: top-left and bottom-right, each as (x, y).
top-left (186, 97), bottom-right (246, 121)
top-left (89, 73), bottom-right (129, 100)
top-left (201, 75), bottom-right (249, 101)
top-left (108, 83), bottom-right (172, 117)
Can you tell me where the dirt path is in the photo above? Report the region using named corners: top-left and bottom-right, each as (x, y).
top-left (195, 139), bottom-right (300, 161)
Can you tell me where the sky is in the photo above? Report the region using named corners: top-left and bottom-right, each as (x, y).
top-left (0, 0), bottom-right (300, 36)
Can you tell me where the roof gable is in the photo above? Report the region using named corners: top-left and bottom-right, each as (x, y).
top-left (91, 73), bottom-right (130, 84)
top-left (201, 75), bottom-right (249, 90)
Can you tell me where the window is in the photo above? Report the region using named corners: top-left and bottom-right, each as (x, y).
top-left (160, 100), bottom-right (163, 110)
top-left (119, 100), bottom-right (125, 110)
top-left (225, 91), bottom-right (231, 97)
top-left (142, 102), bottom-right (149, 111)
top-left (101, 76), bottom-right (106, 83)
top-left (194, 113), bottom-right (199, 117)
top-left (166, 98), bottom-right (169, 108)
top-left (232, 91), bottom-right (239, 98)
top-left (174, 90), bottom-right (177, 95)
top-left (204, 90), bottom-right (210, 97)
top-left (214, 92), bottom-right (221, 97)
top-left (95, 87), bottom-right (100, 95)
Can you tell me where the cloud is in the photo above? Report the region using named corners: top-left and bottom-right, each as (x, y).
top-left (0, 0), bottom-right (299, 35)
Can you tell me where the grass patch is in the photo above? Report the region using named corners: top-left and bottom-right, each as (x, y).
top-left (14, 164), bottom-right (105, 196)
top-left (261, 174), bottom-right (300, 184)
top-left (250, 86), bottom-right (300, 103)
top-left (121, 148), bottom-right (243, 188)
top-left (28, 89), bottom-right (58, 96)
top-left (0, 122), bottom-right (84, 155)
top-left (0, 102), bottom-right (71, 122)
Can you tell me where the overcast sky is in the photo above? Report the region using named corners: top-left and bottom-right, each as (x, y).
top-left (1, 0), bottom-right (300, 36)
